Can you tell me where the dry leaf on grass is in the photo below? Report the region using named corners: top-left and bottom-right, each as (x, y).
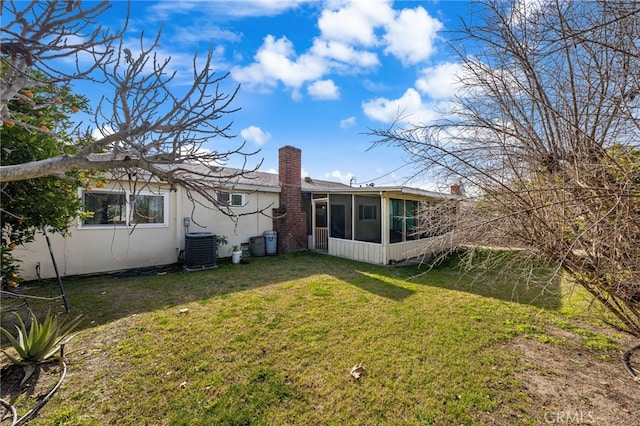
top-left (350, 363), bottom-right (365, 379)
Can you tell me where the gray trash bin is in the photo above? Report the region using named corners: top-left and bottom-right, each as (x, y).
top-left (264, 230), bottom-right (277, 255)
top-left (249, 236), bottom-right (265, 257)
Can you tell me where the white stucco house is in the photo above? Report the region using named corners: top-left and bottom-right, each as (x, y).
top-left (13, 146), bottom-right (460, 280)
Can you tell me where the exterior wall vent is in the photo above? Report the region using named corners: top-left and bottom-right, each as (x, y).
top-left (184, 232), bottom-right (217, 271)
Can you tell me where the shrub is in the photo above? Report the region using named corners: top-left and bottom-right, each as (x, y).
top-left (1, 310), bottom-right (82, 366)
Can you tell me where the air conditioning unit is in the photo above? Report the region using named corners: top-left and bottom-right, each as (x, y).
top-left (184, 232), bottom-right (217, 271)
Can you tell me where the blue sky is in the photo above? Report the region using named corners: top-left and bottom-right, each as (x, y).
top-left (92, 0), bottom-right (471, 191)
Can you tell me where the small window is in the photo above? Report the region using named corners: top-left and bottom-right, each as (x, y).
top-left (217, 191), bottom-right (245, 207)
top-left (358, 204), bottom-right (377, 221)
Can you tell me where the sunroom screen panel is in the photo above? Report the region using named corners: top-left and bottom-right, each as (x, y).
top-left (355, 195), bottom-right (381, 243)
top-left (329, 194), bottom-right (352, 239)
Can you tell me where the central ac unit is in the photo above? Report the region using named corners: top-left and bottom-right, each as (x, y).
top-left (184, 232), bottom-right (217, 271)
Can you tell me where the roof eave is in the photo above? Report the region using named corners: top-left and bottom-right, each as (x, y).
top-left (304, 185), bottom-right (460, 200)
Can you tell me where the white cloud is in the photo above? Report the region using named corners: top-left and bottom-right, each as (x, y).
top-left (383, 6), bottom-right (443, 65)
top-left (307, 79), bottom-right (340, 100)
top-left (415, 62), bottom-right (463, 100)
top-left (361, 88), bottom-right (437, 124)
top-left (509, 0), bottom-right (550, 26)
top-left (323, 169), bottom-right (355, 184)
top-left (146, 1), bottom-right (199, 20)
top-left (231, 35), bottom-right (327, 91)
top-left (317, 0), bottom-right (393, 46)
top-left (230, 1), bottom-right (444, 100)
top-left (310, 39), bottom-right (379, 68)
top-left (148, 0), bottom-right (308, 20)
top-left (240, 125), bottom-right (272, 146)
top-left (171, 25), bottom-right (241, 45)
top-left (339, 116), bottom-right (356, 129)
top-left (232, 34), bottom-right (382, 96)
top-left (230, 1), bottom-right (391, 97)
top-left (92, 124), bottom-right (114, 140)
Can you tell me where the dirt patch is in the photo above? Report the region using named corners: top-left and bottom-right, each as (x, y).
top-left (512, 328), bottom-right (640, 425)
top-left (0, 316), bottom-right (135, 424)
top-left (1, 362), bottom-right (64, 424)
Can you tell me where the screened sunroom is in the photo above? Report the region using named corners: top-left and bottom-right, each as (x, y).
top-left (306, 186), bottom-right (459, 265)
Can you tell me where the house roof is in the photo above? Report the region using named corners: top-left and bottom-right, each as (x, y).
top-left (92, 153), bottom-right (454, 199)
top-left (219, 170), bottom-right (457, 200)
top-left (301, 176), bottom-right (351, 191)
top-left (204, 167), bottom-right (351, 193)
top-left (208, 167), bottom-right (280, 192)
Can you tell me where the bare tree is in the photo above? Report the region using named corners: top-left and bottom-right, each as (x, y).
top-left (0, 1), bottom-right (262, 216)
top-left (372, 0), bottom-right (640, 336)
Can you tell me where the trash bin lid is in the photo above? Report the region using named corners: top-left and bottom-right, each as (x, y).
top-left (263, 230), bottom-right (277, 235)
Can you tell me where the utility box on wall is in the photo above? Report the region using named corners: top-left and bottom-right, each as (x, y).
top-left (184, 232), bottom-right (217, 271)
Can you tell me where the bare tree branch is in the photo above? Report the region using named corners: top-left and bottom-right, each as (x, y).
top-left (371, 0), bottom-right (640, 336)
top-left (1, 1), bottom-right (264, 220)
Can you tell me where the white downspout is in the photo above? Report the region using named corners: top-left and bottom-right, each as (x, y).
top-left (256, 191), bottom-right (260, 235)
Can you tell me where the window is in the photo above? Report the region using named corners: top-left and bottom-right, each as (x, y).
top-left (389, 198), bottom-right (455, 243)
top-left (358, 204), bottom-right (377, 221)
top-left (217, 191), bottom-right (245, 207)
top-left (81, 190), bottom-right (168, 228)
top-left (315, 203), bottom-right (327, 228)
top-left (83, 192), bottom-right (126, 225)
top-left (405, 200), bottom-right (418, 240)
top-left (130, 193), bottom-right (165, 224)
top-left (389, 198), bottom-right (419, 243)
top-left (390, 199), bottom-right (404, 243)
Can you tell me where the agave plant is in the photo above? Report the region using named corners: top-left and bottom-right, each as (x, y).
top-left (1, 310), bottom-right (82, 367)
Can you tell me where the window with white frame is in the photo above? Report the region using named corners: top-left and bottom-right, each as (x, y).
top-left (81, 190), bottom-right (168, 227)
top-left (129, 193), bottom-right (166, 224)
top-left (389, 198), bottom-right (455, 243)
top-left (390, 198), bottom-right (418, 243)
top-left (358, 204), bottom-right (377, 221)
top-left (217, 191), bottom-right (246, 207)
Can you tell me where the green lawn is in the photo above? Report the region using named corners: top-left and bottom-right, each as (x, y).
top-left (1, 251), bottom-right (624, 425)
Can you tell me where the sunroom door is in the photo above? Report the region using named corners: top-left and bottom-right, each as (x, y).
top-left (313, 199), bottom-right (328, 251)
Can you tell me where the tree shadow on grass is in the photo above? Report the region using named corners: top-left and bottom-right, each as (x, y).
top-left (4, 250), bottom-right (560, 339)
top-left (397, 250), bottom-right (563, 311)
top-left (5, 252), bottom-right (385, 333)
top-left (350, 270), bottom-right (416, 301)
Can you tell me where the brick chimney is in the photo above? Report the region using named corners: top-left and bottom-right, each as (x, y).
top-left (450, 184), bottom-right (462, 196)
top-left (273, 146), bottom-right (308, 253)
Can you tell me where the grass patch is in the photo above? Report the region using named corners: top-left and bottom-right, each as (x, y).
top-left (1, 252), bottom-right (623, 425)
